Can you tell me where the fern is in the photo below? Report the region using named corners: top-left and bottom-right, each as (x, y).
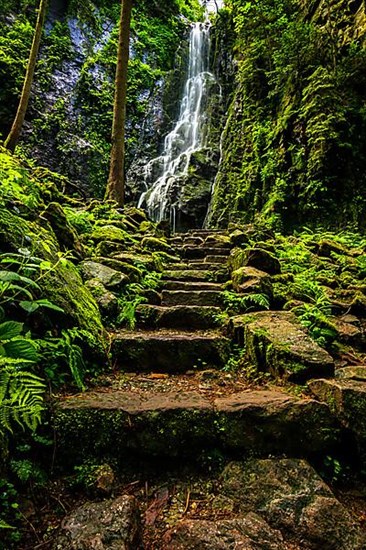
top-left (0, 365), bottom-right (45, 435)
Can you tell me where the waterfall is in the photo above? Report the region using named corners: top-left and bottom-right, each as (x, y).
top-left (138, 21), bottom-right (216, 227)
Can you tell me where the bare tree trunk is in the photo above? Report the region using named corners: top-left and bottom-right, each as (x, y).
top-left (5, 0), bottom-right (48, 153)
top-left (105, 0), bottom-right (133, 207)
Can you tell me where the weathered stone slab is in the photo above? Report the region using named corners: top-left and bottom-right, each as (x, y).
top-left (221, 459), bottom-right (364, 550)
top-left (52, 495), bottom-right (141, 550)
top-left (136, 305), bottom-right (222, 330)
top-left (162, 514), bottom-right (284, 549)
top-left (162, 281), bottom-right (223, 291)
top-left (180, 247), bottom-right (231, 259)
top-left (162, 270), bottom-right (212, 282)
top-left (112, 330), bottom-right (231, 372)
top-left (54, 390), bottom-right (215, 462)
top-left (214, 389), bottom-right (340, 455)
top-left (161, 290), bottom-right (223, 307)
top-left (54, 387), bottom-right (340, 465)
top-left (229, 311), bottom-right (334, 382)
top-left (309, 378), bottom-right (366, 458)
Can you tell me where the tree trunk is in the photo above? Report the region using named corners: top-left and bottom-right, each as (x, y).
top-left (5, 0), bottom-right (48, 153)
top-left (105, 0), bottom-right (133, 207)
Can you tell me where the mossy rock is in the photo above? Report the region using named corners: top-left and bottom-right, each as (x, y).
top-left (42, 259), bottom-right (105, 345)
top-left (91, 225), bottom-right (135, 245)
top-left (141, 236), bottom-right (173, 253)
top-left (228, 311), bottom-right (334, 382)
top-left (94, 240), bottom-right (126, 256)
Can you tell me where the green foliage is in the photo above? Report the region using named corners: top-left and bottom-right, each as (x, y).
top-left (222, 290), bottom-right (270, 314)
top-left (0, 479), bottom-right (22, 544)
top-left (210, 0), bottom-right (366, 230)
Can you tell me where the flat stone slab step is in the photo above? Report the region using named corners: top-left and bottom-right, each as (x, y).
top-left (169, 262), bottom-right (209, 271)
top-left (161, 289), bottom-right (223, 307)
top-left (112, 330), bottom-right (230, 372)
top-left (54, 387), bottom-right (340, 464)
top-left (162, 281), bottom-right (223, 291)
top-left (178, 247), bottom-right (231, 259)
top-left (162, 270), bottom-right (213, 282)
top-left (204, 255), bottom-right (228, 264)
top-left (136, 305), bottom-right (222, 329)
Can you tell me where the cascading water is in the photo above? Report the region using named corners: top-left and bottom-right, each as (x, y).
top-left (138, 20), bottom-right (217, 228)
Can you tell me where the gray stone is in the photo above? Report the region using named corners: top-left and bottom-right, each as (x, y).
top-left (80, 261), bottom-right (128, 289)
top-left (53, 495), bottom-right (141, 549)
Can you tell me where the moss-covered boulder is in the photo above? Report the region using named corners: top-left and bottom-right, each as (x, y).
top-left (91, 225), bottom-right (134, 244)
top-left (228, 311), bottom-right (334, 382)
top-left (85, 279), bottom-right (119, 319)
top-left (141, 236), bottom-right (173, 253)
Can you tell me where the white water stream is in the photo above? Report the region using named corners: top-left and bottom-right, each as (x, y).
top-left (138, 20), bottom-right (216, 227)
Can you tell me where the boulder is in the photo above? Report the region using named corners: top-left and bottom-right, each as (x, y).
top-left (53, 495), bottom-right (142, 550)
top-left (141, 236), bottom-right (173, 253)
top-left (228, 311), bottom-right (334, 381)
top-left (221, 459), bottom-right (363, 549)
top-left (80, 261), bottom-right (129, 289)
top-left (91, 224), bottom-right (132, 244)
top-left (162, 513), bottom-right (284, 549)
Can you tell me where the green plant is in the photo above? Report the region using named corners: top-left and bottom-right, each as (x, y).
top-left (222, 290), bottom-right (270, 314)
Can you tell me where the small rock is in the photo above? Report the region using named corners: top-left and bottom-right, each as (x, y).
top-left (335, 366), bottom-right (366, 381)
top-left (53, 495), bottom-right (141, 550)
top-left (230, 229), bottom-right (249, 247)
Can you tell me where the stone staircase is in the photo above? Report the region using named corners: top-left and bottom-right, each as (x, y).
top-left (52, 228), bottom-right (366, 549)
top-left (54, 229), bottom-right (342, 464)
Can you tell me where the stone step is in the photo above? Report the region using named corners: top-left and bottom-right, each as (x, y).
top-left (112, 330), bottom-right (230, 372)
top-left (162, 289), bottom-right (223, 307)
top-left (179, 247), bottom-right (231, 259)
top-left (187, 229), bottom-right (228, 235)
top-left (204, 255), bottom-right (228, 265)
top-left (136, 304), bottom-right (222, 330)
top-left (54, 388), bottom-right (341, 465)
top-left (162, 281), bottom-right (223, 291)
top-left (168, 262), bottom-right (209, 271)
top-left (162, 269), bottom-right (213, 282)
top-left (181, 237), bottom-right (205, 246)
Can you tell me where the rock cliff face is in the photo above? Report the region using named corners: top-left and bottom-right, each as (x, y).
top-left (208, 0), bottom-right (366, 230)
top-left (0, 0), bottom-right (202, 198)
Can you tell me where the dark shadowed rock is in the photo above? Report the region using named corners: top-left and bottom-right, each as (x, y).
top-left (221, 459), bottom-right (364, 549)
top-left (309, 378), bottom-right (366, 459)
top-left (162, 513), bottom-right (284, 549)
top-left (244, 248), bottom-right (281, 274)
top-left (53, 495), bottom-right (142, 550)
